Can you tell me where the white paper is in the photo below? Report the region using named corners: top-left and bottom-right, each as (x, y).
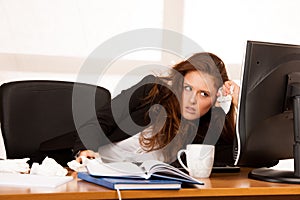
top-left (0, 173), bottom-right (73, 188)
top-left (0, 158), bottom-right (30, 173)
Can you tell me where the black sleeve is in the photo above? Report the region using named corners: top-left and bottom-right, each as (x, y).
top-left (111, 75), bottom-right (156, 122)
top-left (107, 75), bottom-right (157, 142)
top-left (73, 75), bottom-right (157, 153)
top-left (202, 107), bottom-right (226, 145)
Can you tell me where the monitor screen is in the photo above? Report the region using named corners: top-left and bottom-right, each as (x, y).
top-left (234, 40), bottom-right (300, 183)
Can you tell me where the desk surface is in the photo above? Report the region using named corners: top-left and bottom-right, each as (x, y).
top-left (1, 168), bottom-right (300, 200)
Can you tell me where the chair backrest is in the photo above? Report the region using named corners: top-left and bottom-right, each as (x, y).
top-left (0, 80), bottom-right (111, 165)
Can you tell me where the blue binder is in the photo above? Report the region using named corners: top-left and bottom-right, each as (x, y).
top-left (78, 172), bottom-right (181, 190)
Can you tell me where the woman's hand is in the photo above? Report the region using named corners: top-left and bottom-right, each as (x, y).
top-left (75, 150), bottom-right (97, 163)
top-left (222, 80), bottom-right (240, 109)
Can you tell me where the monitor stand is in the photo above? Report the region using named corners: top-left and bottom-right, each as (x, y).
top-left (249, 166), bottom-right (300, 184)
top-left (249, 80), bottom-right (300, 184)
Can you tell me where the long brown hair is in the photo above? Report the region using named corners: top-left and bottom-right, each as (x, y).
top-left (139, 52), bottom-right (236, 161)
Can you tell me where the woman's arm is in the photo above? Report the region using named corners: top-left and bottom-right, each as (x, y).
top-left (76, 75), bottom-right (158, 159)
top-left (106, 75), bottom-right (157, 141)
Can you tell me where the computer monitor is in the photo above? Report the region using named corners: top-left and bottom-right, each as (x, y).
top-left (234, 40), bottom-right (300, 183)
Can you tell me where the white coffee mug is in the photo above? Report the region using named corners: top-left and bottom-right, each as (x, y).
top-left (177, 144), bottom-right (215, 178)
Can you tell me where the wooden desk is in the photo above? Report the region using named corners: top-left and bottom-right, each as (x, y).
top-left (1, 168), bottom-right (300, 200)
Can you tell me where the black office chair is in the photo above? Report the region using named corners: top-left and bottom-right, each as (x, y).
top-left (0, 80), bottom-right (111, 166)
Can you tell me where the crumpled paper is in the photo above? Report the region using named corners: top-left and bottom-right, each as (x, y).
top-left (67, 156), bottom-right (103, 172)
top-left (0, 158), bottom-right (30, 173)
top-left (30, 157), bottom-right (68, 176)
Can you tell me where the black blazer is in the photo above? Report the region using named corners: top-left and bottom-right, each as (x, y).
top-left (74, 75), bottom-right (234, 166)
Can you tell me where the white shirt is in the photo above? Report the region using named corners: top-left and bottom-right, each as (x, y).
top-left (0, 125), bottom-right (7, 159)
top-left (98, 128), bottom-right (164, 163)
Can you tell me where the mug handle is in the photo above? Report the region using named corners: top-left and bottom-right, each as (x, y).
top-left (177, 149), bottom-right (189, 172)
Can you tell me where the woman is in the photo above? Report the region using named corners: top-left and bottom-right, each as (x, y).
top-left (74, 52), bottom-right (239, 166)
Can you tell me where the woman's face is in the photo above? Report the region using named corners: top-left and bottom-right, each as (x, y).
top-left (181, 70), bottom-right (218, 120)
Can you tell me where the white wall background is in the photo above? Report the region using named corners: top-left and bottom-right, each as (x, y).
top-left (1, 0), bottom-right (300, 81)
top-left (183, 0), bottom-right (300, 72)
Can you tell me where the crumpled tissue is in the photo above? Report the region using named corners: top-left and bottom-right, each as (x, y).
top-left (0, 158), bottom-right (30, 173)
top-left (30, 157), bottom-right (68, 176)
top-left (67, 156), bottom-right (103, 172)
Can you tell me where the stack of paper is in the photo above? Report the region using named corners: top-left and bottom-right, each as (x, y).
top-left (0, 173), bottom-right (73, 188)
